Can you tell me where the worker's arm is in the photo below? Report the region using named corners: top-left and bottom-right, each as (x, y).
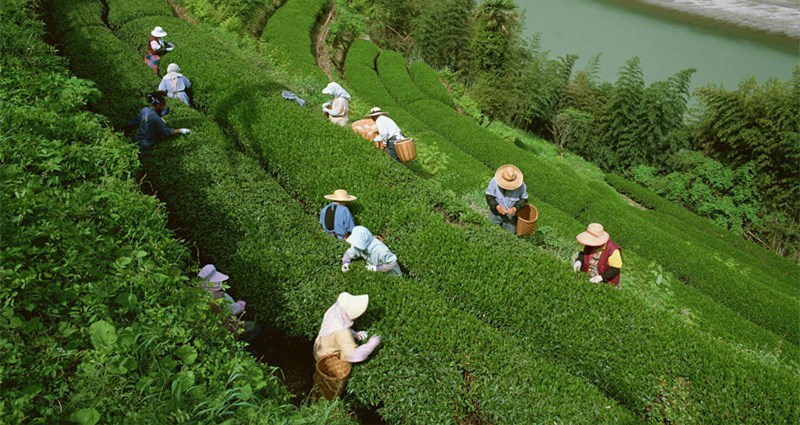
top-left (485, 194), bottom-right (506, 215)
top-left (336, 330), bottom-right (381, 363)
top-left (513, 197), bottom-right (528, 210)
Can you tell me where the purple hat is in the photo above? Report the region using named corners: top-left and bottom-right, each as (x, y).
top-left (198, 264), bottom-right (228, 291)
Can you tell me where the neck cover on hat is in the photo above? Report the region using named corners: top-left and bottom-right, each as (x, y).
top-left (322, 82), bottom-right (351, 99)
top-left (317, 302), bottom-right (353, 337)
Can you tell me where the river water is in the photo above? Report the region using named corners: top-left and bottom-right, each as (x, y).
top-left (515, 0), bottom-right (799, 91)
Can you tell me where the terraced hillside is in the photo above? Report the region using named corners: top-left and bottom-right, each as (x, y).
top-left (30, 0), bottom-right (800, 423)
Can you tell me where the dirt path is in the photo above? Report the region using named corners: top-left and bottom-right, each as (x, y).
top-left (314, 2), bottom-right (335, 81)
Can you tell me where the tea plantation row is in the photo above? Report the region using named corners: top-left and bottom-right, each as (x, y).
top-left (153, 0), bottom-right (800, 422)
top-left (360, 39), bottom-right (799, 344)
top-left (342, 39), bottom-right (800, 366)
top-left (48, 0), bottom-right (636, 423)
top-left (4, 1), bottom-right (350, 423)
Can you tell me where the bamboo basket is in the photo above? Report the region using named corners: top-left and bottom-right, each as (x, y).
top-left (311, 355), bottom-right (352, 401)
top-left (515, 205), bottom-right (538, 237)
top-left (394, 138), bottom-right (417, 162)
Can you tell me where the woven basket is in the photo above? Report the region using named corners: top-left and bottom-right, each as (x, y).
top-left (515, 205), bottom-right (539, 237)
top-left (351, 119), bottom-right (378, 141)
top-left (311, 355), bottom-right (352, 401)
top-left (394, 138), bottom-right (417, 162)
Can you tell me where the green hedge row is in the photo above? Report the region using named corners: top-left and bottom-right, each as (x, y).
top-left (76, 4), bottom-right (639, 422)
top-left (605, 173), bottom-right (800, 291)
top-left (376, 51), bottom-right (430, 106)
top-left (343, 40), bottom-right (490, 195)
top-left (96, 2), bottom-right (799, 422)
top-left (142, 109), bottom-right (635, 424)
top-left (260, 0), bottom-right (329, 85)
top-left (106, 0), bottom-right (173, 30)
top-left (6, 2), bottom-right (334, 423)
top-left (345, 42), bottom-right (800, 364)
top-left (378, 70), bottom-right (800, 345)
top-left (409, 61), bottom-right (455, 107)
top-left (199, 25), bottom-right (798, 425)
top-left (364, 40), bottom-right (800, 346)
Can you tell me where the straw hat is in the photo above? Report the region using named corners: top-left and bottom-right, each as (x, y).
top-left (364, 107), bottom-right (388, 119)
top-left (151, 26), bottom-right (168, 37)
top-left (337, 292), bottom-right (369, 320)
top-left (495, 164), bottom-right (524, 190)
top-left (576, 223), bottom-right (610, 247)
top-left (324, 189), bottom-right (357, 203)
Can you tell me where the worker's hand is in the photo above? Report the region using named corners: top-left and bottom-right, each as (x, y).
top-left (572, 260), bottom-right (581, 272)
top-left (236, 300), bottom-right (246, 310)
top-left (354, 331), bottom-right (368, 341)
top-left (341, 263), bottom-right (350, 273)
top-left (366, 264), bottom-right (379, 272)
top-left (178, 128), bottom-right (191, 135)
top-left (365, 335), bottom-right (381, 348)
top-left (506, 207), bottom-right (517, 216)
top-left (589, 275), bottom-right (603, 284)
top-left (496, 205), bottom-right (507, 215)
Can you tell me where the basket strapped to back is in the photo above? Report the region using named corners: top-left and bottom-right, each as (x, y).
top-left (311, 354), bottom-right (352, 401)
top-left (515, 204), bottom-right (539, 237)
top-left (394, 138), bottom-right (417, 162)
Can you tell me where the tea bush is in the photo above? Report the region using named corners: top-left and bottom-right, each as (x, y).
top-left (260, 0), bottom-right (329, 85)
top-left (409, 61), bottom-right (455, 107)
top-left (49, 0), bottom-right (800, 422)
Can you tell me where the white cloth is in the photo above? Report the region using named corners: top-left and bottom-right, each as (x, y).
top-left (317, 302), bottom-right (353, 338)
top-left (373, 115), bottom-right (403, 143)
top-left (321, 82), bottom-right (350, 99)
top-left (158, 68), bottom-right (192, 105)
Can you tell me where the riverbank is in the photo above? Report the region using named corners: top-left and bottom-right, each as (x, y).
top-left (623, 0), bottom-right (800, 40)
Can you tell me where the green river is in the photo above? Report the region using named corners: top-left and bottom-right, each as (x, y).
top-left (515, 0), bottom-right (799, 91)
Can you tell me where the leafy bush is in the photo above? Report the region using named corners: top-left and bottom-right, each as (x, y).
top-left (409, 61), bottom-right (455, 107)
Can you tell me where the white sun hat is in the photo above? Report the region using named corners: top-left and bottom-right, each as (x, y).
top-left (151, 26), bottom-right (168, 37)
top-left (337, 292), bottom-right (369, 320)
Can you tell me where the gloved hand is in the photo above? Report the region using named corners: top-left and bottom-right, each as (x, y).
top-left (590, 275), bottom-right (603, 284)
top-left (236, 300), bottom-right (247, 310)
top-left (178, 128), bottom-right (191, 135)
top-left (366, 264), bottom-right (379, 272)
top-left (364, 335), bottom-right (381, 349)
top-left (573, 260), bottom-right (581, 272)
top-left (354, 331), bottom-right (368, 341)
top-left (341, 263), bottom-right (350, 273)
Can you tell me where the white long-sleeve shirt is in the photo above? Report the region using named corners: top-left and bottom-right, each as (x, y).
top-left (373, 115), bottom-right (403, 143)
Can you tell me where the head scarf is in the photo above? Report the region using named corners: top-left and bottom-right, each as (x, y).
top-left (346, 226), bottom-right (374, 251)
top-left (317, 302), bottom-right (353, 337)
top-left (322, 82), bottom-right (351, 99)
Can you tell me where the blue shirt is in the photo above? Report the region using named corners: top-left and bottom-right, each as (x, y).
top-left (485, 177), bottom-right (528, 210)
top-left (134, 107), bottom-right (174, 153)
top-left (319, 203), bottom-right (355, 240)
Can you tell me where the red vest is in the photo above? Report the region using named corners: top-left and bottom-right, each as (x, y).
top-left (147, 35), bottom-right (161, 56)
top-left (581, 240), bottom-right (621, 286)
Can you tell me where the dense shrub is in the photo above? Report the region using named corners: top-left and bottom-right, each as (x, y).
top-left (260, 0), bottom-right (329, 85)
top-left (409, 61), bottom-right (456, 107)
top-left (3, 1), bottom-right (336, 423)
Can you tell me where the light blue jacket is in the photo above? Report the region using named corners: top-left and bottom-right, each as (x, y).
top-left (342, 226), bottom-right (401, 276)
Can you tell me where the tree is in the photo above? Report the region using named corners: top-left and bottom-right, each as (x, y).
top-left (413, 0), bottom-right (475, 71)
top-left (549, 108), bottom-right (593, 159)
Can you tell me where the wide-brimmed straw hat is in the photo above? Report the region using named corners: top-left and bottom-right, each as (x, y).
top-left (324, 189), bottom-right (357, 203)
top-left (151, 26), bottom-right (167, 37)
top-left (338, 292), bottom-right (369, 320)
top-left (495, 164), bottom-right (524, 190)
top-left (576, 223), bottom-right (610, 247)
top-left (364, 107), bottom-right (388, 119)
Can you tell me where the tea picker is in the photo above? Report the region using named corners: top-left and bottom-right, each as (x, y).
top-left (132, 92), bottom-right (190, 156)
top-left (198, 264), bottom-right (262, 341)
top-left (158, 63), bottom-right (193, 106)
top-left (312, 292), bottom-right (381, 400)
top-left (572, 223), bottom-right (623, 288)
top-left (144, 26), bottom-right (175, 75)
top-left (321, 82), bottom-right (351, 127)
top-left (485, 164), bottom-right (529, 234)
top-left (320, 189), bottom-right (357, 240)
top-left (365, 107), bottom-right (405, 161)
top-left (341, 226), bottom-right (402, 276)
